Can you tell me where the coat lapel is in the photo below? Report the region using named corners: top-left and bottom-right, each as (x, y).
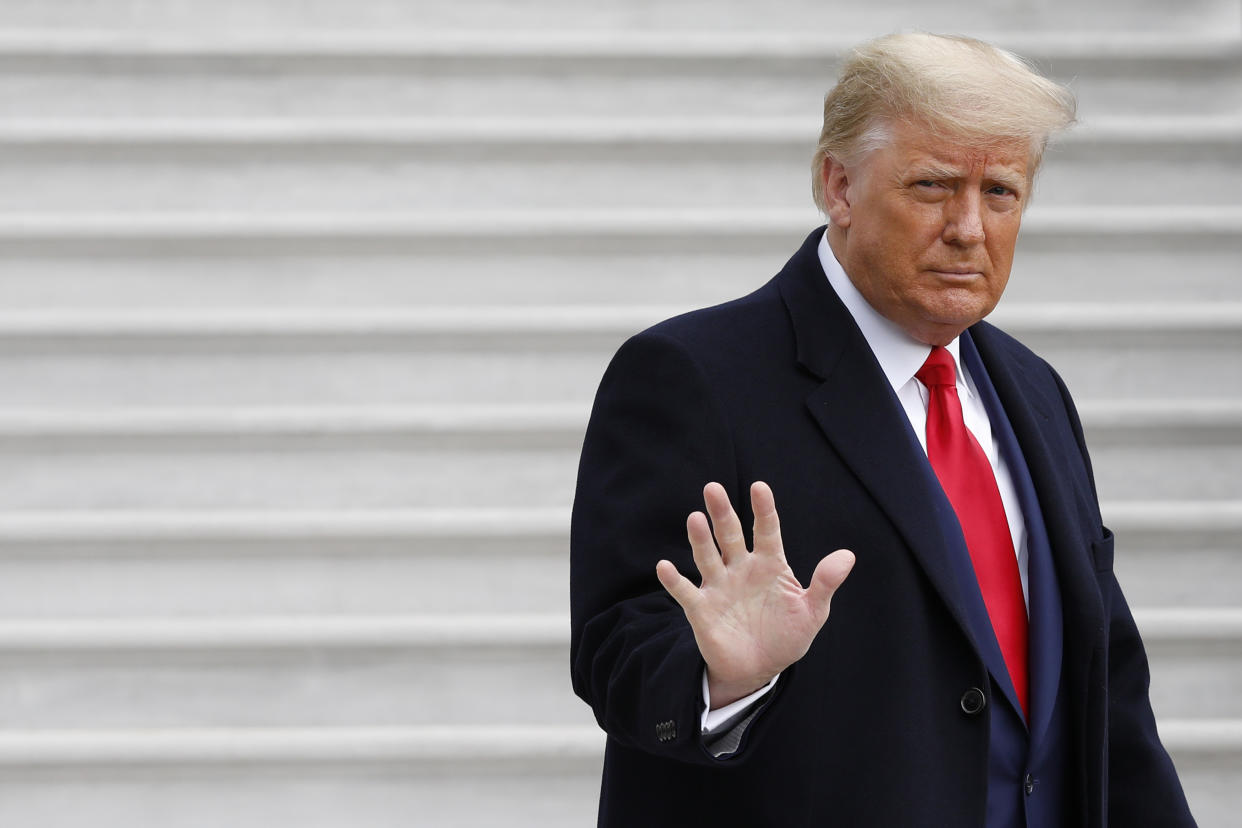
top-left (776, 230), bottom-right (994, 662)
top-left (969, 323), bottom-right (1108, 727)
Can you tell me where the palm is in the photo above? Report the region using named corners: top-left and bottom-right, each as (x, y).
top-left (656, 481), bottom-right (855, 707)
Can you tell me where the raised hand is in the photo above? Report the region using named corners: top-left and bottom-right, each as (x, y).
top-left (655, 481), bottom-right (855, 708)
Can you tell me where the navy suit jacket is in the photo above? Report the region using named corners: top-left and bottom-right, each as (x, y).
top-left (570, 228), bottom-right (1195, 827)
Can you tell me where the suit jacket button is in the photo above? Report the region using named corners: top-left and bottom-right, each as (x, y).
top-left (960, 687), bottom-right (986, 715)
top-left (655, 720), bottom-right (677, 742)
top-left (1024, 774), bottom-right (1036, 796)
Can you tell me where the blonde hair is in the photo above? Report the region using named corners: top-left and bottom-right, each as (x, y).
top-left (811, 33), bottom-right (1077, 212)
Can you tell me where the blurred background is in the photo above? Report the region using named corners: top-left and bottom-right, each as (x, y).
top-left (0, 0), bottom-right (1238, 825)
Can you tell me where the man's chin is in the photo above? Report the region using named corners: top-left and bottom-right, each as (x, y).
top-left (908, 306), bottom-right (997, 346)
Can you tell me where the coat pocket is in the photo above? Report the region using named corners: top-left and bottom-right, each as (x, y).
top-left (1091, 528), bottom-right (1115, 572)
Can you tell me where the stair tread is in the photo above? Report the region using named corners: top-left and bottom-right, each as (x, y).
top-left (3, 114), bottom-right (1239, 142)
top-left (0, 608), bottom-right (1233, 647)
top-left (0, 29), bottom-right (1237, 59)
top-left (0, 719), bottom-right (1235, 761)
top-left (3, 206), bottom-right (1240, 239)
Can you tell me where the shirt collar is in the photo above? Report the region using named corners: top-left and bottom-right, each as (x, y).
top-left (816, 229), bottom-right (966, 393)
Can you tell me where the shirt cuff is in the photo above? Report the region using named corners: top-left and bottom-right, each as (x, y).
top-left (700, 670), bottom-right (780, 735)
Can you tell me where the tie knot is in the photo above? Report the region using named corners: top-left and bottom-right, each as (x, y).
top-left (916, 346), bottom-right (957, 389)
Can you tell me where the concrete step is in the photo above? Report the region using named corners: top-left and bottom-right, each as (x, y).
top-left (0, 397), bottom-right (1232, 508)
top-left (1109, 501), bottom-right (1242, 608)
top-left (1, 208), bottom-right (1237, 308)
top-left (0, 610), bottom-right (1230, 725)
top-left (1140, 610), bottom-right (1242, 722)
top-left (0, 722), bottom-right (1234, 826)
top-left (0, 303), bottom-right (1235, 409)
top-left (0, 500), bottom-right (1232, 619)
top-left (0, 32), bottom-right (1236, 121)
top-left (1076, 399), bottom-right (1242, 503)
top-left (1166, 720), bottom-right (1242, 828)
top-left (0, 725), bottom-right (604, 828)
top-left (1, 118), bottom-right (1237, 212)
top-left (0, 398), bottom-right (1233, 506)
top-left (0, 2), bottom-right (1237, 34)
top-left (0, 508), bottom-right (568, 617)
top-left (0, 406), bottom-right (585, 510)
top-left (0, 615), bottom-right (591, 729)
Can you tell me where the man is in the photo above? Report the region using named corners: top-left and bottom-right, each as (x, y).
top-left (570, 33), bottom-right (1195, 827)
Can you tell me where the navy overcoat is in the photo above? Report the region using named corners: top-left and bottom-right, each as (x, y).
top-left (570, 228), bottom-right (1194, 827)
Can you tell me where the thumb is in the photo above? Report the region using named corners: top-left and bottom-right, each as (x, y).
top-left (806, 549), bottom-right (855, 625)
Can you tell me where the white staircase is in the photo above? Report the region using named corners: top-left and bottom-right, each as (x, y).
top-left (0, 2), bottom-right (1238, 825)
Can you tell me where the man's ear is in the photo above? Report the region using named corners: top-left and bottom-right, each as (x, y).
top-left (821, 157), bottom-right (852, 228)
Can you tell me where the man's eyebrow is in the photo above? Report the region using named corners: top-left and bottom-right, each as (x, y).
top-left (908, 163), bottom-right (963, 180)
top-left (987, 169), bottom-right (1028, 192)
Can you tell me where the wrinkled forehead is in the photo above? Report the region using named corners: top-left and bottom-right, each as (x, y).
top-left (904, 142), bottom-right (1031, 184)
top-left (871, 117), bottom-right (1036, 181)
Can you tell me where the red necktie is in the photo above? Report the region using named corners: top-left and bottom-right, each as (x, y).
top-left (916, 346), bottom-right (1028, 718)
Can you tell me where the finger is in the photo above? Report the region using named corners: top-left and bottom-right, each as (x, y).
top-left (749, 481), bottom-right (784, 557)
top-left (656, 559), bottom-right (703, 614)
top-left (686, 511), bottom-right (726, 582)
top-left (702, 482), bottom-right (748, 566)
top-left (806, 549), bottom-right (856, 626)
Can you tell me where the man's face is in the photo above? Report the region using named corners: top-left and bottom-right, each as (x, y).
top-left (823, 120), bottom-right (1031, 346)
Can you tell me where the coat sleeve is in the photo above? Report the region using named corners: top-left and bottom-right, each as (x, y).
top-left (569, 328), bottom-right (783, 765)
top-left (1051, 369), bottom-right (1198, 826)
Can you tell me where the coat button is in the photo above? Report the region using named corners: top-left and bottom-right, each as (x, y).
top-left (959, 687), bottom-right (986, 715)
top-left (1024, 774), bottom-right (1036, 796)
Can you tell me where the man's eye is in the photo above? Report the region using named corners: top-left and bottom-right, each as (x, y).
top-left (987, 185), bottom-right (1016, 197)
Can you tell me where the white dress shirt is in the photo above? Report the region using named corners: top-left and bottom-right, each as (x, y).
top-left (700, 231), bottom-right (1029, 740)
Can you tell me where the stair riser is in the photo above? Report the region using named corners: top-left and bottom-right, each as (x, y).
top-left (2, 139), bottom-right (1232, 212)
top-left (0, 436), bottom-right (1233, 508)
top-left (0, 762), bottom-right (602, 828)
top-left (1034, 337), bottom-right (1242, 401)
top-left (0, 539), bottom-right (568, 617)
top-left (1146, 640), bottom-right (1242, 721)
top-left (1116, 543), bottom-right (1242, 608)
top-left (1062, 58), bottom-right (1242, 119)
top-left (1175, 754), bottom-right (1242, 828)
top-left (0, 645), bottom-right (592, 729)
top-left (0, 335), bottom-right (1235, 408)
top-left (3, 56), bottom-right (1238, 120)
top-left (1088, 441), bottom-right (1242, 502)
top-left (1, 142), bottom-right (1237, 212)
top-left (0, 751), bottom-right (1233, 828)
top-left (2, 230), bottom-right (1237, 308)
top-left (0, 348), bottom-right (617, 407)
top-left (0, 0), bottom-right (1237, 33)
top-left (0, 520), bottom-right (1233, 617)
top-left (0, 638), bottom-right (1228, 729)
top-left (0, 516), bottom-right (1233, 616)
top-left (0, 445), bottom-right (582, 509)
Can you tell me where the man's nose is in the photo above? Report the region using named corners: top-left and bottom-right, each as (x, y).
top-left (942, 191), bottom-right (986, 245)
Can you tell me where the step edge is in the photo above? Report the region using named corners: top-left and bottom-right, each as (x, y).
top-left (0, 718), bottom-right (1232, 766)
top-left (0, 609), bottom-right (1234, 650)
top-left (0, 29), bottom-right (1235, 60)
top-left (1, 116), bottom-right (1238, 145)
top-left (0, 501), bottom-right (1234, 543)
top-left (2, 207), bottom-right (1239, 239)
